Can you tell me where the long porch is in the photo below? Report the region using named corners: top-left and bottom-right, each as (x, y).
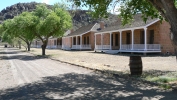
top-left (46, 38), bottom-right (62, 49)
top-left (95, 44), bottom-right (161, 53)
top-left (62, 32), bottom-right (93, 50)
top-left (71, 44), bottom-right (91, 50)
top-left (31, 38), bottom-right (63, 49)
top-left (95, 27), bottom-right (161, 53)
top-left (46, 45), bottom-right (62, 49)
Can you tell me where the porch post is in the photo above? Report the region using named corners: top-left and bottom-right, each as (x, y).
top-left (54, 39), bottom-right (55, 48)
top-left (62, 37), bottom-right (64, 49)
top-left (56, 38), bottom-right (57, 48)
top-left (131, 29), bottom-right (134, 50)
top-left (95, 34), bottom-right (96, 50)
top-left (51, 39), bottom-right (52, 48)
top-left (101, 34), bottom-right (103, 50)
top-left (72, 37), bottom-right (73, 48)
top-left (49, 40), bottom-right (52, 49)
top-left (110, 32), bottom-right (112, 50)
top-left (120, 31), bottom-right (122, 50)
top-left (80, 35), bottom-right (82, 50)
top-left (69, 37), bottom-right (71, 48)
top-left (144, 27), bottom-right (147, 50)
top-left (76, 36), bottom-right (78, 49)
top-left (56, 38), bottom-right (58, 48)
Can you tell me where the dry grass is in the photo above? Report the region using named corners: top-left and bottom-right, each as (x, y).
top-left (28, 48), bottom-right (177, 71)
top-left (22, 47), bottom-right (177, 88)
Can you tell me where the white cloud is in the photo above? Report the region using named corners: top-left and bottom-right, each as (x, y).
top-left (41, 0), bottom-right (62, 5)
top-left (41, 0), bottom-right (50, 4)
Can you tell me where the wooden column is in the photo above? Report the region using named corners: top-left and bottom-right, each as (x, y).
top-left (144, 27), bottom-right (147, 50)
top-left (110, 32), bottom-right (112, 50)
top-left (120, 31), bottom-right (122, 50)
top-left (131, 29), bottom-right (134, 50)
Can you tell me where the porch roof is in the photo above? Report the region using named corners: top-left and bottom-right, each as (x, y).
top-left (96, 14), bottom-right (159, 34)
top-left (65, 23), bottom-right (98, 37)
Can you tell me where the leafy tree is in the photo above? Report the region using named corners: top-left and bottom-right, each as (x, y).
top-left (1, 14), bottom-right (36, 51)
top-left (32, 4), bottom-right (72, 55)
top-left (0, 24), bottom-right (3, 41)
top-left (1, 31), bottom-right (17, 47)
top-left (13, 12), bottom-right (37, 51)
top-left (1, 3), bottom-right (72, 55)
top-left (69, 0), bottom-right (177, 53)
top-left (1, 20), bottom-right (16, 47)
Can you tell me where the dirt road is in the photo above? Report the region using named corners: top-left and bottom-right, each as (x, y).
top-left (0, 47), bottom-right (177, 100)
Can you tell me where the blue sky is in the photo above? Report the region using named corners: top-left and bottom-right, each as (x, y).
top-left (0, 0), bottom-right (65, 11)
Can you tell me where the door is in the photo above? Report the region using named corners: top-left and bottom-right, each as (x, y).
top-left (84, 37), bottom-right (86, 45)
top-left (87, 36), bottom-right (89, 45)
top-left (149, 30), bottom-right (154, 44)
top-left (78, 37), bottom-right (80, 45)
top-left (111, 34), bottom-right (113, 46)
top-left (115, 33), bottom-right (119, 46)
top-left (140, 31), bottom-right (145, 44)
top-left (73, 37), bottom-right (76, 45)
top-left (126, 33), bottom-right (130, 44)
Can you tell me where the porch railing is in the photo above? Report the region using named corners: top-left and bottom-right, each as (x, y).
top-left (31, 45), bottom-right (41, 48)
top-left (57, 45), bottom-right (62, 49)
top-left (147, 44), bottom-right (161, 50)
top-left (62, 45), bottom-right (71, 50)
top-left (46, 45), bottom-right (62, 49)
top-left (72, 44), bottom-right (91, 49)
top-left (121, 44), bottom-right (161, 50)
top-left (36, 45), bottom-right (41, 48)
top-left (82, 45), bottom-right (91, 49)
top-left (95, 45), bottom-right (110, 50)
top-left (121, 44), bottom-right (132, 50)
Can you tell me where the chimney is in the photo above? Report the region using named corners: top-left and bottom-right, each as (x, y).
top-left (70, 29), bottom-right (74, 33)
top-left (99, 21), bottom-right (105, 29)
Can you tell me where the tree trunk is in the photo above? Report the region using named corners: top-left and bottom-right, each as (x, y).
top-left (27, 44), bottom-right (30, 51)
top-left (41, 44), bottom-right (46, 55)
top-left (41, 38), bottom-right (48, 55)
top-left (148, 0), bottom-right (177, 60)
top-left (161, 0), bottom-right (177, 61)
top-left (18, 42), bottom-right (21, 49)
top-left (27, 42), bottom-right (31, 51)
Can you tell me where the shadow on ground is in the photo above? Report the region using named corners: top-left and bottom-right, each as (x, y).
top-left (0, 51), bottom-right (26, 55)
top-left (0, 55), bottom-right (51, 61)
top-left (0, 48), bottom-right (51, 61)
top-left (0, 73), bottom-right (176, 100)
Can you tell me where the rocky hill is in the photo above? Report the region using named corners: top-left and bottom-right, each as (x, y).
top-left (0, 2), bottom-right (118, 30)
top-left (0, 2), bottom-right (39, 21)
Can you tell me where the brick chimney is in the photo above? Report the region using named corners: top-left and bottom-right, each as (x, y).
top-left (99, 21), bottom-right (105, 29)
top-left (70, 29), bottom-right (74, 33)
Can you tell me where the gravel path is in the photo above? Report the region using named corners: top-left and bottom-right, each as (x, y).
top-left (0, 47), bottom-right (17, 90)
top-left (0, 47), bottom-right (92, 87)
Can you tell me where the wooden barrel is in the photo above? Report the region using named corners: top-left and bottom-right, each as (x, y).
top-left (129, 56), bottom-right (142, 75)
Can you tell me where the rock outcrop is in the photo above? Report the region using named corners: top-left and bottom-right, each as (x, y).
top-left (0, 2), bottom-right (118, 29)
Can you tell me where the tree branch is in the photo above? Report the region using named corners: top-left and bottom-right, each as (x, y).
top-left (147, 0), bottom-right (168, 20)
top-left (18, 36), bottom-right (28, 44)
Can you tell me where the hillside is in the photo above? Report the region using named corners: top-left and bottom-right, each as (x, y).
top-left (0, 2), bottom-right (118, 30)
